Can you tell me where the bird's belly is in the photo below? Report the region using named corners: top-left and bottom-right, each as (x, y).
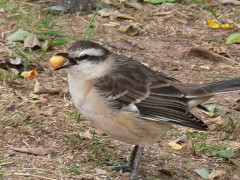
top-left (68, 79), bottom-right (171, 145)
top-left (76, 98), bottom-right (171, 145)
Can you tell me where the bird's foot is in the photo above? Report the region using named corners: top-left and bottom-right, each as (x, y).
top-left (103, 161), bottom-right (132, 172)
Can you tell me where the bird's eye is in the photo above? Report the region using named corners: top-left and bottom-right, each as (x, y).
top-left (75, 54), bottom-right (90, 61)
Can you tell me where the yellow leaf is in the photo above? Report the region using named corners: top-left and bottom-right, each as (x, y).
top-left (207, 19), bottom-right (220, 29)
top-left (21, 70), bottom-right (38, 79)
top-left (221, 24), bottom-right (233, 29)
top-left (168, 141), bottom-right (183, 150)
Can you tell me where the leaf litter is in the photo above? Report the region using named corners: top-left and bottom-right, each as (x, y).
top-left (0, 0), bottom-right (240, 179)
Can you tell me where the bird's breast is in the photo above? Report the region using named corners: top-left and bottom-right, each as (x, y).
top-left (67, 74), bottom-right (171, 145)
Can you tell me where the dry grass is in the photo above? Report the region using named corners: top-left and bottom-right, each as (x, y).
top-left (0, 0), bottom-right (240, 179)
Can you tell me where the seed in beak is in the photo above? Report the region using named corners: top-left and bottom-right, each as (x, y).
top-left (49, 55), bottom-right (67, 69)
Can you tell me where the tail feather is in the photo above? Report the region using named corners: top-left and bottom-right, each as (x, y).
top-left (202, 77), bottom-right (240, 94)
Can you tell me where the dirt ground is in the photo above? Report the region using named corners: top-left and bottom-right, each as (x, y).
top-left (0, 0), bottom-right (240, 179)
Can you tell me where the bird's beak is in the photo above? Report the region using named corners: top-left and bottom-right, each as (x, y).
top-left (49, 53), bottom-right (77, 70)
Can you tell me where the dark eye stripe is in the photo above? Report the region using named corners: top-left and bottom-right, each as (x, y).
top-left (74, 54), bottom-right (106, 61)
top-left (75, 54), bottom-right (90, 61)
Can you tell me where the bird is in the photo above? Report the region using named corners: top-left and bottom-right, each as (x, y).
top-left (50, 40), bottom-right (240, 179)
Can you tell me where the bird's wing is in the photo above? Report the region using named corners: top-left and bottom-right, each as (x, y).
top-left (95, 57), bottom-right (208, 130)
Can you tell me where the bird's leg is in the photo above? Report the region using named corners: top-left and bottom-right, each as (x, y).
top-left (113, 145), bottom-right (144, 177)
top-left (130, 146), bottom-right (144, 180)
top-left (113, 145), bottom-right (139, 171)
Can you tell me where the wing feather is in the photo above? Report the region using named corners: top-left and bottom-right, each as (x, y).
top-left (95, 56), bottom-right (208, 130)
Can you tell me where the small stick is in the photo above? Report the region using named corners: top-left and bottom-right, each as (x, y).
top-left (186, 47), bottom-right (239, 65)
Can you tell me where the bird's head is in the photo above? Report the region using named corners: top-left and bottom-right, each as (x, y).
top-left (50, 41), bottom-right (112, 79)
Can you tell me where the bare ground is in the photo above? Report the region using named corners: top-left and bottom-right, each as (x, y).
top-left (0, 0), bottom-right (240, 179)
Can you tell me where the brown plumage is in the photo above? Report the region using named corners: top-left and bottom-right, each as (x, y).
top-left (51, 41), bottom-right (240, 179)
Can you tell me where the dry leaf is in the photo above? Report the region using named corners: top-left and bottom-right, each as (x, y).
top-left (0, 11), bottom-right (17, 27)
top-left (78, 130), bottom-right (93, 139)
top-left (159, 169), bottom-right (172, 176)
top-left (95, 168), bottom-right (108, 175)
top-left (221, 24), bottom-right (234, 29)
top-left (174, 134), bottom-right (188, 144)
top-left (168, 141), bottom-right (183, 150)
top-left (117, 14), bottom-right (140, 22)
top-left (125, 0), bottom-right (143, 10)
top-left (223, 140), bottom-right (240, 150)
top-left (118, 24), bottom-right (141, 36)
top-left (11, 147), bottom-right (52, 155)
top-left (207, 19), bottom-right (233, 29)
top-left (186, 46), bottom-right (237, 65)
top-left (208, 170), bottom-right (226, 180)
top-left (206, 116), bottom-right (225, 131)
top-left (34, 80), bottom-right (61, 94)
top-left (218, 0), bottom-right (240, 5)
top-left (231, 172), bottom-right (240, 180)
top-left (208, 19), bottom-right (220, 29)
top-left (21, 70), bottom-right (38, 79)
top-left (24, 33), bottom-right (41, 48)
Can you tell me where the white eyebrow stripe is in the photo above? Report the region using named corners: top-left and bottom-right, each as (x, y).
top-left (81, 48), bottom-right (104, 56)
top-left (69, 48), bottom-right (104, 57)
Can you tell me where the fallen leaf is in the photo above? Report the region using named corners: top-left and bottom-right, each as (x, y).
top-left (223, 140), bottom-right (240, 150)
top-left (97, 9), bottom-right (111, 17)
top-left (34, 80), bottom-right (61, 94)
top-left (10, 57), bottom-right (22, 65)
top-left (0, 57), bottom-right (24, 73)
top-left (24, 33), bottom-right (41, 48)
top-left (226, 33), bottom-right (240, 44)
top-left (174, 134), bottom-right (188, 144)
top-left (208, 170), bottom-right (226, 180)
top-left (0, 11), bottom-right (17, 27)
top-left (117, 14), bottom-right (140, 22)
top-left (199, 65), bottom-right (210, 70)
top-left (206, 116), bottom-right (225, 131)
top-left (159, 169), bottom-right (172, 176)
top-left (208, 19), bottom-right (220, 29)
top-left (215, 149), bottom-right (235, 158)
top-left (194, 169), bottom-right (210, 179)
top-left (168, 141), bottom-right (183, 150)
top-left (21, 70), bottom-right (38, 79)
top-left (95, 168), bottom-right (108, 175)
top-left (11, 147), bottom-right (52, 155)
top-left (78, 130), bottom-right (93, 139)
top-left (118, 24), bottom-right (141, 36)
top-left (7, 29), bottom-right (31, 42)
top-left (231, 171), bottom-right (240, 180)
top-left (218, 0), bottom-right (240, 5)
top-left (207, 19), bottom-right (233, 29)
top-left (29, 93), bottom-right (40, 100)
top-left (125, 0), bottom-right (143, 10)
top-left (221, 24), bottom-right (234, 29)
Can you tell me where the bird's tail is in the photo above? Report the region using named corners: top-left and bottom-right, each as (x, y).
top-left (202, 77), bottom-right (240, 94)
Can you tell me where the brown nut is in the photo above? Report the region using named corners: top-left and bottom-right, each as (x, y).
top-left (49, 55), bottom-right (66, 69)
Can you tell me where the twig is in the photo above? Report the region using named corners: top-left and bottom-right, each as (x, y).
top-left (186, 47), bottom-right (239, 65)
top-left (0, 161), bottom-right (14, 166)
top-left (13, 173), bottom-right (58, 180)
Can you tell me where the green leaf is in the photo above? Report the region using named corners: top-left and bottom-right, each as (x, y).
top-left (194, 169), bottom-right (210, 179)
top-left (226, 33), bottom-right (240, 44)
top-left (49, 39), bottom-right (67, 46)
top-left (208, 104), bottom-right (216, 117)
top-left (146, 0), bottom-right (175, 4)
top-left (215, 149), bottom-right (235, 158)
top-left (7, 29), bottom-right (31, 42)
